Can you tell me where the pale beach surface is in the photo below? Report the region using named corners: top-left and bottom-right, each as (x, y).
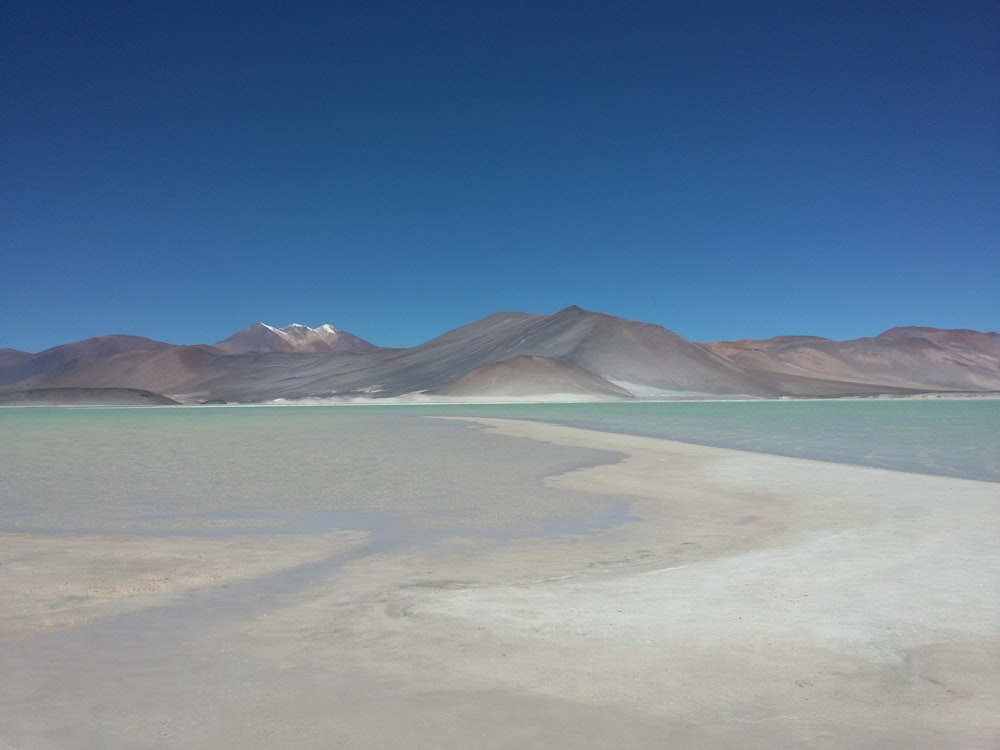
top-left (1, 409), bottom-right (997, 748)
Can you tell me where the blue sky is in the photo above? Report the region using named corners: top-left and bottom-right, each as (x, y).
top-left (3, 1), bottom-right (997, 352)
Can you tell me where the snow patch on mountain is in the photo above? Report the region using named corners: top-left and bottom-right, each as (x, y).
top-left (213, 322), bottom-right (371, 354)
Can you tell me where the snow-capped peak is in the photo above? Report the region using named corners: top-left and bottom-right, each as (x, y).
top-left (269, 323), bottom-right (338, 341)
top-left (216, 321), bottom-right (372, 354)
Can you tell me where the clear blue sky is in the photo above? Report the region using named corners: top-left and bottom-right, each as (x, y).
top-left (3, 1), bottom-right (997, 352)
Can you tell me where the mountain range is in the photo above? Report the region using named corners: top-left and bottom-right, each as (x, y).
top-left (2, 307), bottom-right (998, 404)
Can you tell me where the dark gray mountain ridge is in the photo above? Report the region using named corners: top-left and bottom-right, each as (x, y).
top-left (2, 307), bottom-right (998, 403)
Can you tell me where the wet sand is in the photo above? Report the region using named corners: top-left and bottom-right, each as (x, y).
top-left (1, 414), bottom-right (998, 748)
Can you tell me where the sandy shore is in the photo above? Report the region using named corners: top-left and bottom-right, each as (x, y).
top-left (1, 415), bottom-right (998, 748)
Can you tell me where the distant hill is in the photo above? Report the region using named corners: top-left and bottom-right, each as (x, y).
top-left (428, 355), bottom-right (633, 398)
top-left (0, 335), bottom-right (172, 391)
top-left (40, 345), bottom-right (220, 395)
top-left (2, 309), bottom-right (997, 403)
top-left (0, 348), bottom-right (32, 367)
top-left (0, 387), bottom-right (180, 406)
top-left (705, 326), bottom-right (1000, 393)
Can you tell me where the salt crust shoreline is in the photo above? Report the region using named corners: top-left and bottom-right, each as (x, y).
top-left (270, 390), bottom-right (1000, 405)
top-left (2, 417), bottom-right (998, 748)
top-left (2, 389), bottom-right (1000, 408)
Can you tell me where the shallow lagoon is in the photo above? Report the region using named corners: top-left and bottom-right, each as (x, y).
top-left (416, 398), bottom-right (1000, 482)
top-left (1, 402), bottom-right (998, 748)
top-left (3, 401), bottom-right (998, 527)
top-left (0, 408), bottom-right (625, 536)
top-left (122, 398), bottom-right (1000, 483)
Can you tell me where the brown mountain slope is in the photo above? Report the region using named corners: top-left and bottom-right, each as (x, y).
top-left (43, 345), bottom-right (220, 395)
top-left (429, 355), bottom-right (634, 398)
top-left (0, 335), bottom-right (173, 391)
top-left (0, 348), bottom-right (32, 367)
top-left (3, 312), bottom-right (997, 402)
top-left (705, 327), bottom-right (1000, 392)
top-left (278, 306), bottom-right (775, 400)
top-left (546, 307), bottom-right (775, 395)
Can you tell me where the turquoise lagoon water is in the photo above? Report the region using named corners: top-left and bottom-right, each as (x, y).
top-left (347, 399), bottom-right (1000, 483)
top-left (2, 399), bottom-right (998, 484)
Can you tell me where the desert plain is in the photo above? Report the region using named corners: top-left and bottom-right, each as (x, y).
top-left (0, 409), bottom-right (998, 749)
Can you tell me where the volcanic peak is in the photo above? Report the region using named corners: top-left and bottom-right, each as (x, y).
top-left (214, 322), bottom-right (374, 354)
